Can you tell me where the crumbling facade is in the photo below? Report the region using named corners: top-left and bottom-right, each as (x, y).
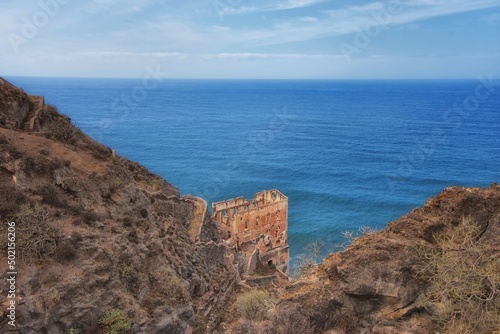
top-left (212, 189), bottom-right (289, 275)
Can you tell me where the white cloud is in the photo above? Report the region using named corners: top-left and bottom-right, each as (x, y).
top-left (2, 0), bottom-right (500, 78)
top-left (299, 16), bottom-right (319, 22)
top-left (276, 0), bottom-right (330, 10)
top-left (33, 51), bottom-right (338, 61)
top-left (216, 0), bottom-right (329, 16)
top-left (217, 6), bottom-right (258, 16)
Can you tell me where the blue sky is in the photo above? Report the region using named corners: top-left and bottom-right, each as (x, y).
top-left (1, 0), bottom-right (500, 79)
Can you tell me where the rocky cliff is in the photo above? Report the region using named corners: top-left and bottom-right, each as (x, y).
top-left (0, 78), bottom-right (31, 130)
top-left (273, 185), bottom-right (500, 334)
top-left (0, 78), bottom-right (498, 334)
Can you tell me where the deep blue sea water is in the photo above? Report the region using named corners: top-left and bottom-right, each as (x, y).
top-left (7, 77), bottom-right (500, 268)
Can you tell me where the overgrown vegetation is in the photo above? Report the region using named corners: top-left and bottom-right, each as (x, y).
top-left (99, 309), bottom-right (132, 334)
top-left (415, 216), bottom-right (499, 334)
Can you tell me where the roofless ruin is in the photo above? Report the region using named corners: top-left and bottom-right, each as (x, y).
top-left (212, 189), bottom-right (290, 275)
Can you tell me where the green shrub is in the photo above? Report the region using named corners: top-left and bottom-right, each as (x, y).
top-left (415, 216), bottom-right (499, 334)
top-left (99, 309), bottom-right (132, 334)
top-left (236, 290), bottom-right (270, 322)
top-left (119, 264), bottom-right (141, 293)
top-left (161, 274), bottom-right (191, 306)
top-left (140, 296), bottom-right (164, 315)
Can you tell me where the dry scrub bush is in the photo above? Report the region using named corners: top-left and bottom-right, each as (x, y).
top-left (0, 186), bottom-right (26, 218)
top-left (161, 273), bottom-right (191, 306)
top-left (19, 156), bottom-right (67, 178)
top-left (39, 183), bottom-right (67, 208)
top-left (147, 267), bottom-right (191, 307)
top-left (236, 290), bottom-right (270, 322)
top-left (140, 296), bottom-right (164, 315)
top-left (294, 241), bottom-right (322, 277)
top-left (415, 216), bottom-right (499, 334)
top-left (261, 303), bottom-right (314, 334)
top-left (233, 302), bottom-right (315, 334)
top-left (5, 203), bottom-right (76, 263)
top-left (38, 105), bottom-right (81, 142)
top-left (192, 316), bottom-right (207, 334)
top-left (13, 203), bottom-right (59, 261)
top-left (119, 264), bottom-right (143, 293)
top-left (0, 134), bottom-right (8, 144)
top-left (341, 225), bottom-right (379, 247)
top-left (233, 320), bottom-right (258, 334)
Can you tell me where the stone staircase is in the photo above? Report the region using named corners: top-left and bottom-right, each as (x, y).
top-left (22, 95), bottom-right (44, 131)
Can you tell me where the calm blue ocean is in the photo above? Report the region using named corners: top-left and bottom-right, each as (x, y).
top-left (7, 77), bottom-right (500, 266)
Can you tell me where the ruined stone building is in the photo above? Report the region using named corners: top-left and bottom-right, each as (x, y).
top-left (212, 189), bottom-right (290, 275)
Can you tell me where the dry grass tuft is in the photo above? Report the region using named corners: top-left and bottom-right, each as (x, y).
top-left (415, 216), bottom-right (499, 334)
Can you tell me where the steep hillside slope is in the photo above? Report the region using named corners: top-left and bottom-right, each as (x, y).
top-left (0, 79), bottom-right (235, 333)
